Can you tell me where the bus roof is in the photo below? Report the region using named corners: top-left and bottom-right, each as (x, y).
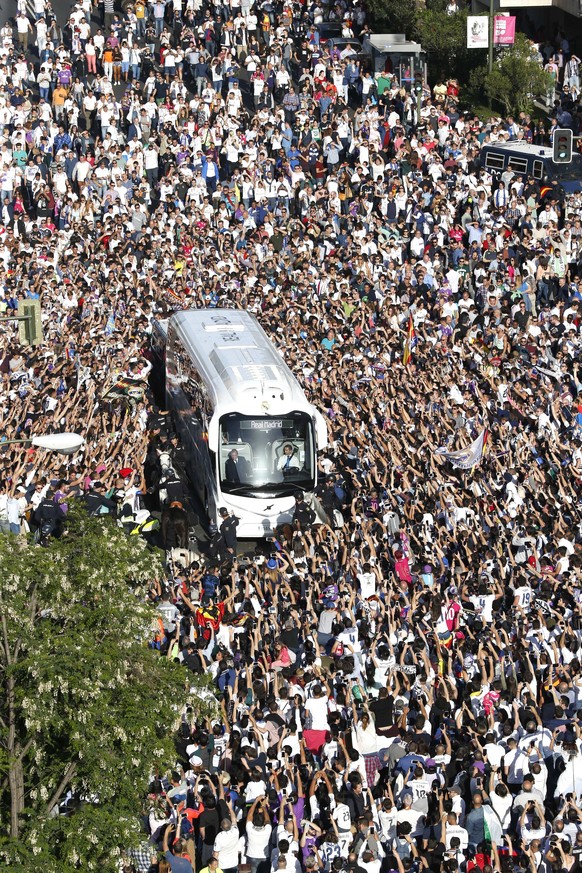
top-left (480, 142), bottom-right (554, 160)
top-left (169, 309), bottom-right (322, 425)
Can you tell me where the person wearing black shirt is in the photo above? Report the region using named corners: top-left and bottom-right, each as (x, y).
top-left (33, 490), bottom-right (65, 542)
top-left (181, 643), bottom-right (203, 675)
top-left (369, 688), bottom-right (396, 738)
top-left (524, 176), bottom-right (541, 202)
top-left (295, 41), bottom-right (311, 69)
top-left (219, 507), bottom-right (239, 554)
top-left (346, 777), bottom-right (366, 821)
top-left (225, 448), bottom-right (249, 483)
top-left (280, 617), bottom-right (300, 653)
top-left (84, 482), bottom-right (117, 517)
top-left (161, 501), bottom-right (189, 549)
top-left (198, 794), bottom-right (226, 864)
top-left (292, 492), bottom-right (316, 530)
top-left (514, 301), bottom-right (531, 331)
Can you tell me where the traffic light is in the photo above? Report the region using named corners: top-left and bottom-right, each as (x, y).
top-left (553, 128), bottom-right (573, 164)
top-left (18, 299), bottom-right (43, 346)
top-left (413, 72), bottom-right (423, 95)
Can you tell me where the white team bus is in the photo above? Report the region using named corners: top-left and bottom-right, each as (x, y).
top-left (152, 309), bottom-right (328, 538)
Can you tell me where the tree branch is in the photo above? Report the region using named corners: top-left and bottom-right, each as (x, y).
top-left (0, 736), bottom-right (35, 796)
top-left (1, 611), bottom-right (12, 667)
top-left (45, 761), bottom-right (77, 815)
top-left (13, 585), bottom-right (37, 664)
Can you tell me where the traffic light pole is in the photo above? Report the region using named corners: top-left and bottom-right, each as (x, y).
top-left (0, 299), bottom-right (43, 345)
top-left (0, 315), bottom-right (36, 324)
top-left (0, 313), bottom-right (40, 346)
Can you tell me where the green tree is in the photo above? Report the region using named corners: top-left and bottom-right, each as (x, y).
top-left (483, 32), bottom-right (553, 115)
top-left (365, 0), bottom-right (418, 41)
top-left (0, 507), bottom-right (216, 872)
top-left (415, 6), bottom-right (471, 83)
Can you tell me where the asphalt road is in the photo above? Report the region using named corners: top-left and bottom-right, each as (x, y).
top-left (0, 0), bottom-right (16, 28)
top-left (0, 0), bottom-right (76, 29)
top-left (48, 0), bottom-right (76, 26)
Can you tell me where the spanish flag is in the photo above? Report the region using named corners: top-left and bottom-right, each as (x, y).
top-left (402, 314), bottom-right (416, 366)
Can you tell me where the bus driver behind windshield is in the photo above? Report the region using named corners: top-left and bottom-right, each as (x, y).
top-left (277, 443), bottom-right (301, 475)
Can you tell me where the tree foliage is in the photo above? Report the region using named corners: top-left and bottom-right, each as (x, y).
top-left (365, 0), bottom-right (476, 84)
top-left (365, 0), bottom-right (550, 91)
top-left (364, 0), bottom-right (417, 41)
top-left (0, 506), bottom-right (216, 872)
top-left (483, 32), bottom-right (553, 115)
top-left (415, 7), bottom-right (471, 83)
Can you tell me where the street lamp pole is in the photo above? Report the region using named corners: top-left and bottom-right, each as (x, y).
top-left (1, 433), bottom-right (85, 456)
top-left (488, 0), bottom-right (495, 73)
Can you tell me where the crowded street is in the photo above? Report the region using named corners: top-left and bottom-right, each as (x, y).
top-left (0, 0), bottom-right (581, 869)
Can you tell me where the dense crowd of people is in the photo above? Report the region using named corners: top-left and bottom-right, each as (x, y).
top-left (0, 0), bottom-right (582, 871)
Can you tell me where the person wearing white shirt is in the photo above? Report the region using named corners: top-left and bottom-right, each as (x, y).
top-left (483, 734), bottom-right (506, 769)
top-left (396, 795), bottom-right (425, 838)
top-left (332, 799), bottom-right (353, 852)
top-left (519, 801), bottom-right (547, 847)
top-left (0, 490), bottom-right (9, 534)
top-left (270, 843), bottom-right (301, 873)
top-left (504, 739), bottom-right (528, 790)
top-left (406, 768), bottom-right (430, 814)
top-left (6, 494), bottom-right (22, 535)
top-left (277, 442), bottom-right (300, 473)
top-left (555, 745), bottom-right (582, 799)
top-left (444, 813), bottom-right (469, 851)
top-left (490, 779), bottom-right (512, 831)
top-left (305, 685), bottom-right (329, 731)
top-left (244, 770), bottom-right (267, 804)
top-left (448, 786), bottom-right (466, 824)
top-left (528, 760), bottom-right (548, 798)
top-left (245, 798), bottom-right (272, 873)
top-left (353, 713), bottom-right (380, 760)
top-left (357, 563), bottom-right (377, 600)
top-left (213, 812), bottom-right (241, 873)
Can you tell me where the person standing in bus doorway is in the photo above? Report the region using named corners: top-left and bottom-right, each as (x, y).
top-left (219, 507), bottom-right (239, 555)
top-left (225, 448), bottom-right (249, 483)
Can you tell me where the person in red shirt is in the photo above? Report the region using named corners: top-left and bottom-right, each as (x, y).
top-left (444, 586), bottom-right (462, 631)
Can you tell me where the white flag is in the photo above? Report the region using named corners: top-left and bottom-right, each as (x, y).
top-left (467, 15), bottom-right (488, 49)
top-left (434, 429), bottom-right (488, 470)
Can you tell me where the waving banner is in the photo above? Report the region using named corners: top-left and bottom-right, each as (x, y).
top-left (435, 429), bottom-right (489, 470)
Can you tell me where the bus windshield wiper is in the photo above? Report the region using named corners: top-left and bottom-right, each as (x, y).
top-left (256, 481), bottom-right (312, 492)
top-left (221, 484), bottom-right (256, 494)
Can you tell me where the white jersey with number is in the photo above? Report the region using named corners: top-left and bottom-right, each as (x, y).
top-left (332, 802), bottom-right (352, 833)
top-left (514, 585), bottom-right (533, 611)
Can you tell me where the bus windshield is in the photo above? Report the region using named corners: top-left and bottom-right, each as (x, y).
top-left (219, 412), bottom-right (315, 493)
